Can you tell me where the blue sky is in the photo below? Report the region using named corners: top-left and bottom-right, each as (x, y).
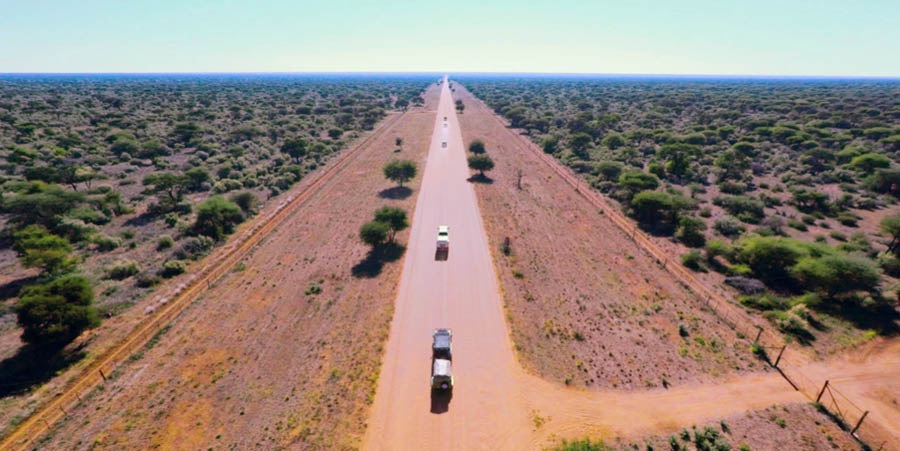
top-left (1, 0), bottom-right (898, 76)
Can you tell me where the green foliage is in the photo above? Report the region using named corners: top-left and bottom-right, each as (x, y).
top-left (681, 250), bottom-right (705, 271)
top-left (106, 261), bottom-right (140, 280)
top-left (359, 221), bottom-right (389, 247)
top-left (630, 191), bottom-right (692, 232)
top-left (676, 215), bottom-right (707, 247)
top-left (734, 236), bottom-right (810, 287)
top-left (281, 138), bottom-right (308, 162)
top-left (554, 437), bottom-right (611, 451)
top-left (12, 225), bottom-right (77, 275)
top-left (229, 191), bottom-right (259, 216)
top-left (373, 206), bottom-right (409, 241)
top-left (864, 168), bottom-right (900, 196)
top-left (159, 260), bottom-right (186, 278)
top-left (191, 196), bottom-right (244, 241)
top-left (16, 275), bottom-right (98, 349)
top-left (467, 154), bottom-right (495, 175)
top-left (712, 195), bottom-right (765, 223)
top-left (881, 212), bottom-right (900, 254)
top-left (617, 171), bottom-right (660, 195)
top-left (383, 159), bottom-right (417, 187)
top-left (847, 153), bottom-right (891, 172)
top-left (0, 181), bottom-right (86, 235)
top-left (594, 160), bottom-right (623, 181)
top-left (468, 139), bottom-right (486, 153)
top-left (791, 254), bottom-right (880, 296)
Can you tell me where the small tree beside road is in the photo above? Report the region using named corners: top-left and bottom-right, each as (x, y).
top-left (383, 159), bottom-right (417, 188)
top-left (467, 154), bottom-right (495, 176)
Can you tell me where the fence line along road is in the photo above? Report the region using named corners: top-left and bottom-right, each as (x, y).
top-left (460, 87), bottom-right (884, 448)
top-left (0, 109), bottom-right (408, 450)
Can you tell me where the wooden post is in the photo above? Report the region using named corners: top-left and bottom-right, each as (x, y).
top-left (816, 380), bottom-right (829, 403)
top-left (754, 325), bottom-right (763, 344)
top-left (516, 170), bottom-right (523, 190)
top-left (851, 411), bottom-right (869, 435)
top-left (774, 345), bottom-right (787, 367)
top-left (99, 369), bottom-right (106, 381)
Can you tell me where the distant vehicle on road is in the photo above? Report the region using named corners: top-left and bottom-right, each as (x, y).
top-left (431, 329), bottom-right (453, 390)
top-left (443, 116), bottom-right (447, 121)
top-left (436, 225), bottom-right (449, 260)
top-left (441, 142), bottom-right (447, 148)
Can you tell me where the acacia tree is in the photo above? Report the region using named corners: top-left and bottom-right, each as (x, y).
top-left (191, 196), bottom-right (244, 241)
top-left (383, 160), bottom-right (417, 187)
top-left (881, 213), bottom-right (900, 254)
top-left (13, 225), bottom-right (77, 275)
top-left (281, 138), bottom-right (308, 163)
top-left (468, 139), bottom-right (486, 154)
top-left (359, 221), bottom-right (389, 248)
top-left (467, 154), bottom-right (495, 176)
top-left (16, 275), bottom-right (99, 349)
top-left (374, 207), bottom-right (408, 242)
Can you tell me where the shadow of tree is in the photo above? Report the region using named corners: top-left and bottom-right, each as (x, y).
top-left (466, 174), bottom-right (494, 184)
top-left (0, 275), bottom-right (39, 302)
top-left (351, 242), bottom-right (406, 278)
top-left (377, 186), bottom-right (413, 200)
top-left (0, 344), bottom-right (87, 398)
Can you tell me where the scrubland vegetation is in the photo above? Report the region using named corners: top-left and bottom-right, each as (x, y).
top-left (0, 74), bottom-right (430, 389)
top-left (460, 76), bottom-right (899, 348)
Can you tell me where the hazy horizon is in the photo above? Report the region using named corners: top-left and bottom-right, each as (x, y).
top-left (1, 0), bottom-right (898, 76)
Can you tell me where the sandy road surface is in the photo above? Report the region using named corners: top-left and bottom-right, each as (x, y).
top-left (363, 79), bottom-right (899, 450)
top-left (362, 80), bottom-right (532, 450)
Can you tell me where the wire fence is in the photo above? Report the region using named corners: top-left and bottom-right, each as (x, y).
top-left (480, 104), bottom-right (888, 450)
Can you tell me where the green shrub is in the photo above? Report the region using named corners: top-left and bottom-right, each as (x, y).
top-left (107, 261), bottom-right (140, 280)
top-left (681, 250), bottom-right (705, 271)
top-left (159, 260), bottom-right (186, 278)
top-left (191, 196), bottom-right (244, 241)
top-left (16, 275), bottom-right (99, 348)
top-left (156, 235), bottom-right (174, 251)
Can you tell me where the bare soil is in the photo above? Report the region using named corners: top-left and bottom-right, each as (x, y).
top-left (23, 85), bottom-right (440, 450)
top-left (451, 84), bottom-right (766, 391)
top-left (607, 402), bottom-right (862, 451)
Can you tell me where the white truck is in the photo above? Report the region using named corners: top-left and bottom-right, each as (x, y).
top-left (431, 329), bottom-right (453, 390)
top-left (436, 225), bottom-right (449, 259)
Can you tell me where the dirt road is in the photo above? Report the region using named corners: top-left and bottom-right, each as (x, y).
top-left (362, 79), bottom-right (533, 450)
top-left (362, 80), bottom-right (900, 450)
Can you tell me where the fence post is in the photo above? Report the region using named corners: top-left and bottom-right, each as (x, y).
top-left (816, 380), bottom-right (829, 403)
top-left (851, 410), bottom-right (869, 435)
top-left (99, 369), bottom-right (107, 381)
top-left (774, 345), bottom-right (787, 367)
top-left (754, 325), bottom-right (763, 344)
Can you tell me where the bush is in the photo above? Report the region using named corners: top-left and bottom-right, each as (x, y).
top-left (13, 225), bottom-right (77, 275)
top-left (135, 272), bottom-right (162, 288)
top-left (791, 254), bottom-right (880, 296)
top-left (681, 250), bottom-right (705, 271)
top-left (735, 236), bottom-right (810, 287)
top-left (468, 139), bottom-right (486, 153)
top-left (373, 207), bottom-right (408, 241)
top-left (360, 221), bottom-right (389, 247)
top-left (713, 195), bottom-right (765, 223)
top-left (174, 235), bottom-right (215, 260)
top-left (156, 235), bottom-right (174, 251)
top-left (191, 196), bottom-right (244, 241)
top-left (739, 294), bottom-right (788, 311)
top-left (159, 260), bottom-right (186, 278)
top-left (107, 261), bottom-right (140, 280)
top-left (676, 215), bottom-right (707, 247)
top-left (230, 191), bottom-right (259, 216)
top-left (16, 275), bottom-right (99, 349)
top-left (713, 216), bottom-right (745, 238)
